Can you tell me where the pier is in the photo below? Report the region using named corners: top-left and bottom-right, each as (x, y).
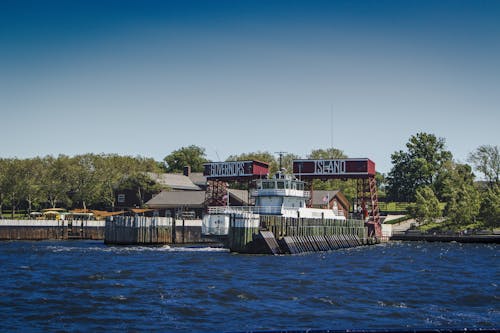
top-left (0, 219), bottom-right (104, 240)
top-left (104, 216), bottom-right (212, 245)
top-left (226, 214), bottom-right (376, 255)
top-left (390, 231), bottom-right (500, 243)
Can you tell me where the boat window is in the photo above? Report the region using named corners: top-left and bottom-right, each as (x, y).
top-left (277, 181), bottom-right (285, 189)
top-left (263, 181), bottom-right (274, 189)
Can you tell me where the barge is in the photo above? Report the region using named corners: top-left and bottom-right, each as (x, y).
top-left (202, 164), bottom-right (378, 254)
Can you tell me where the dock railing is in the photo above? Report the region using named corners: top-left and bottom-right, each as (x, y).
top-left (207, 206), bottom-right (344, 217)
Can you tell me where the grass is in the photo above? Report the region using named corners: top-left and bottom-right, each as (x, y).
top-left (383, 215), bottom-right (412, 225)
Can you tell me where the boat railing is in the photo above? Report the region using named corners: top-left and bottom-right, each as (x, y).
top-left (207, 206), bottom-right (344, 217)
top-left (208, 206), bottom-right (286, 215)
top-left (251, 189), bottom-right (311, 197)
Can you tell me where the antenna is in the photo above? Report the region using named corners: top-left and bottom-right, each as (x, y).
top-left (275, 151), bottom-right (287, 171)
top-left (330, 104), bottom-right (334, 150)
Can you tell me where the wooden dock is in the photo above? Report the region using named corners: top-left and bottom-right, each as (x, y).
top-left (0, 219), bottom-right (104, 240)
top-left (227, 214), bottom-right (376, 254)
top-left (104, 216), bottom-right (211, 245)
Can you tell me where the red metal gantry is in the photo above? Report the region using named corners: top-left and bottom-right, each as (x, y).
top-left (203, 160), bottom-right (270, 208)
top-left (202, 158), bottom-right (381, 238)
top-left (293, 158), bottom-right (381, 238)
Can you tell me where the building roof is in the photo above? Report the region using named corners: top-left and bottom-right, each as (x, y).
top-left (146, 190), bottom-right (206, 209)
top-left (228, 189), bottom-right (249, 205)
top-left (188, 172), bottom-right (207, 187)
top-left (311, 190), bottom-right (349, 208)
top-left (146, 172), bottom-right (201, 191)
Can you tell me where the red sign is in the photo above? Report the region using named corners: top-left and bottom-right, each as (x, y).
top-left (293, 159), bottom-right (375, 179)
top-left (203, 160), bottom-right (269, 180)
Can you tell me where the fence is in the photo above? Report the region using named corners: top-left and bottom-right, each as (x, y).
top-left (0, 219), bottom-right (105, 240)
top-left (104, 216), bottom-right (206, 245)
top-left (259, 215), bottom-right (367, 241)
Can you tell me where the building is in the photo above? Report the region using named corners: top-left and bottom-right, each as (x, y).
top-left (145, 188), bottom-right (250, 218)
top-left (115, 167), bottom-right (207, 209)
top-left (310, 190), bottom-right (350, 218)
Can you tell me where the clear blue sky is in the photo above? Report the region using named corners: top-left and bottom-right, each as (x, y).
top-left (1, 0), bottom-right (499, 173)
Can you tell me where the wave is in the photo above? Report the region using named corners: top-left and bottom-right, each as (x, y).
top-left (44, 244), bottom-right (229, 254)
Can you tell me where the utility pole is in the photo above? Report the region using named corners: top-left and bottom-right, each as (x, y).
top-left (275, 151), bottom-right (287, 171)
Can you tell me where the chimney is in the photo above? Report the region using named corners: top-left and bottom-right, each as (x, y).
top-left (183, 166), bottom-right (191, 177)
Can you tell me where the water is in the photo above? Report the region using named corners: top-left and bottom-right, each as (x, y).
top-left (0, 241), bottom-right (498, 332)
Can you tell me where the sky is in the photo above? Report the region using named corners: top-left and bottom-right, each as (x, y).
top-left (1, 0), bottom-right (499, 174)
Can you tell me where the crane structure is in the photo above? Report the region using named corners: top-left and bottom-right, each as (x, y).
top-left (292, 158), bottom-right (381, 237)
top-left (203, 158), bottom-right (381, 238)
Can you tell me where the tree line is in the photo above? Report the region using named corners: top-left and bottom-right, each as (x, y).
top-left (165, 136), bottom-right (499, 229)
top-left (385, 133), bottom-right (499, 229)
top-left (0, 154), bottom-right (163, 217)
top-left (1, 134), bottom-right (498, 229)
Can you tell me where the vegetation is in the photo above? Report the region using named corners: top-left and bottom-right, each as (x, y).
top-left (386, 132), bottom-right (452, 202)
top-left (386, 134), bottom-right (499, 231)
top-left (0, 154), bottom-right (162, 217)
top-left (1, 138), bottom-right (498, 231)
top-left (468, 145), bottom-right (499, 188)
top-left (410, 186), bottom-right (441, 224)
top-left (163, 145), bottom-right (209, 173)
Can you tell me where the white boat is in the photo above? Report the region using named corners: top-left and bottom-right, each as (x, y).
top-left (202, 172), bottom-right (345, 236)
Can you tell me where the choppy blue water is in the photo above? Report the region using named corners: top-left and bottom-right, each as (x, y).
top-left (0, 241), bottom-right (498, 332)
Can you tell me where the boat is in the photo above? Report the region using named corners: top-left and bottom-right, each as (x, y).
top-left (202, 171), bottom-right (346, 236)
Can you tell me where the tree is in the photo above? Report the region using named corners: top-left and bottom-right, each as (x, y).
top-left (68, 154), bottom-right (100, 210)
top-left (441, 163), bottom-right (481, 226)
top-left (386, 133), bottom-right (452, 201)
top-left (306, 148), bottom-right (357, 201)
top-left (410, 186), bottom-right (441, 224)
top-left (19, 158), bottom-right (45, 214)
top-left (117, 173), bottom-right (164, 207)
top-left (1, 159), bottom-right (25, 217)
top-left (308, 147), bottom-right (345, 160)
top-left (226, 151), bottom-right (278, 174)
top-left (41, 155), bottom-right (73, 209)
top-left (0, 159), bottom-right (7, 217)
top-left (478, 185), bottom-right (500, 228)
top-left (163, 145), bottom-right (209, 173)
top-left (468, 145), bottom-right (499, 188)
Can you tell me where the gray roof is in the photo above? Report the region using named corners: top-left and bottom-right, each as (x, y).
top-left (228, 189), bottom-right (249, 205)
top-left (146, 190), bottom-right (206, 208)
top-left (146, 172), bottom-right (201, 191)
top-left (188, 172), bottom-right (207, 186)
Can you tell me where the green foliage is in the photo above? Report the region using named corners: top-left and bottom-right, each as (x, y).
top-left (387, 132), bottom-right (452, 201)
top-left (308, 148), bottom-right (345, 160)
top-left (306, 148), bottom-right (358, 201)
top-left (0, 154), bottom-right (165, 212)
top-left (433, 161), bottom-right (482, 226)
top-left (442, 163), bottom-right (481, 226)
top-left (383, 215), bottom-right (412, 225)
top-left (410, 186), bottom-right (441, 224)
top-left (117, 173), bottom-right (164, 207)
top-left (478, 185), bottom-right (500, 228)
top-left (163, 145), bottom-right (209, 173)
top-left (226, 151), bottom-right (279, 173)
top-left (468, 145), bottom-right (499, 188)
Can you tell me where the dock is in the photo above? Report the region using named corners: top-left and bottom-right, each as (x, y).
top-left (225, 213), bottom-right (377, 255)
top-left (0, 219), bottom-right (105, 240)
top-left (390, 232), bottom-right (500, 244)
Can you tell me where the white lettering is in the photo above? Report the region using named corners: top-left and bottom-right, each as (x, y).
top-left (314, 160), bottom-right (346, 175)
top-left (209, 162), bottom-right (248, 177)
